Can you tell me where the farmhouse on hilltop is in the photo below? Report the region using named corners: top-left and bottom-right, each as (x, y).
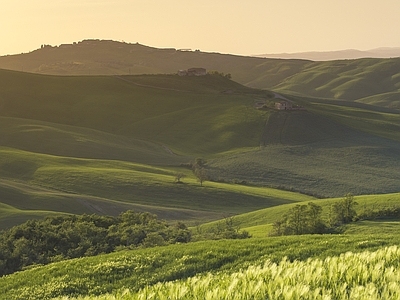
top-left (275, 100), bottom-right (293, 110)
top-left (178, 68), bottom-right (207, 76)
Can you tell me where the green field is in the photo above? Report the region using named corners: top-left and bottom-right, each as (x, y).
top-left (0, 68), bottom-right (399, 227)
top-left (199, 192), bottom-right (400, 237)
top-left (0, 42), bottom-right (400, 299)
top-left (1, 234), bottom-right (400, 300)
top-left (0, 146), bottom-right (315, 228)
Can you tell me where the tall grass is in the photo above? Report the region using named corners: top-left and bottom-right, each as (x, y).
top-left (2, 234), bottom-right (400, 300)
top-left (54, 246), bottom-right (400, 300)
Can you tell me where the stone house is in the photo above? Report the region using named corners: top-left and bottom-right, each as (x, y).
top-left (275, 100), bottom-right (293, 110)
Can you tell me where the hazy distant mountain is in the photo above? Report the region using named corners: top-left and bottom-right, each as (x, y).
top-left (254, 48), bottom-right (400, 61)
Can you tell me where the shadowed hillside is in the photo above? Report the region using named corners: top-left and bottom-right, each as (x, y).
top-left (1, 40), bottom-right (399, 109)
top-left (0, 39), bottom-right (308, 90)
top-left (0, 70), bottom-right (305, 227)
top-left (209, 96), bottom-right (400, 197)
top-left (0, 69), bottom-right (399, 228)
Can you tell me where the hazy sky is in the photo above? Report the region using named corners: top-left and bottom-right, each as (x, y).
top-left (2, 0), bottom-right (400, 56)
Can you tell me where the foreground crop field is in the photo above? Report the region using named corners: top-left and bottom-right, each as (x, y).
top-left (67, 246), bottom-right (400, 300)
top-left (1, 234), bottom-right (400, 300)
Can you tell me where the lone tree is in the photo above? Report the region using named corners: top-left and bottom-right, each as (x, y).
top-left (194, 167), bottom-right (208, 187)
top-left (192, 157), bottom-right (208, 186)
top-left (174, 172), bottom-right (186, 183)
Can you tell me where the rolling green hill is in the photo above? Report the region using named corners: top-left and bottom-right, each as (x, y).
top-left (208, 95), bottom-right (400, 197)
top-left (0, 70), bottom-right (308, 227)
top-left (0, 146), bottom-right (314, 229)
top-left (199, 192), bottom-right (400, 237)
top-left (0, 42), bottom-right (400, 299)
top-left (0, 40), bottom-right (308, 89)
top-left (1, 40), bottom-right (399, 109)
top-left (0, 67), bottom-right (399, 228)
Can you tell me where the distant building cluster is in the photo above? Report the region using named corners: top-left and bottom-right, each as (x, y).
top-left (275, 101), bottom-right (293, 110)
top-left (178, 68), bottom-right (207, 76)
top-left (274, 100), bottom-right (306, 111)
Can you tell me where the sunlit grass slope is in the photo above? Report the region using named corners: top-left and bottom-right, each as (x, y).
top-left (270, 58), bottom-right (400, 107)
top-left (0, 116), bottom-right (184, 165)
top-left (0, 147), bottom-right (313, 229)
top-left (0, 202), bottom-right (68, 229)
top-left (357, 91), bottom-right (400, 110)
top-left (1, 234), bottom-right (400, 300)
top-left (201, 192), bottom-right (400, 237)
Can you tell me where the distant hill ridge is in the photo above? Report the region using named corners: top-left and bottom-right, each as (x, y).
top-left (1, 39), bottom-right (399, 110)
top-left (254, 47), bottom-right (400, 61)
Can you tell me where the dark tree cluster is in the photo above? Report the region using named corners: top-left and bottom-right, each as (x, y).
top-left (0, 211), bottom-right (191, 276)
top-left (208, 70), bottom-right (232, 79)
top-left (270, 194), bottom-right (358, 236)
top-left (195, 216), bottom-right (251, 240)
top-left (270, 202), bottom-right (328, 236)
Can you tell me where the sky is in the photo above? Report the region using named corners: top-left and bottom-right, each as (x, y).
top-left (2, 0), bottom-right (400, 56)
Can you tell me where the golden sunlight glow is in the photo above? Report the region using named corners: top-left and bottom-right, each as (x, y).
top-left (2, 0), bottom-right (400, 56)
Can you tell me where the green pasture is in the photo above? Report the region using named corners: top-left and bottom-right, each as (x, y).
top-left (357, 91), bottom-right (400, 109)
top-left (0, 199), bottom-right (69, 229)
top-left (0, 147), bottom-right (315, 228)
top-left (273, 58), bottom-right (400, 107)
top-left (207, 97), bottom-right (400, 197)
top-left (0, 69), bottom-right (398, 227)
top-left (199, 192), bottom-right (400, 237)
top-left (305, 101), bottom-right (400, 142)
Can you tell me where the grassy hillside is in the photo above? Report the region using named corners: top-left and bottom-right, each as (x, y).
top-left (208, 103), bottom-right (400, 197)
top-left (200, 192), bottom-right (400, 237)
top-left (0, 146), bottom-right (315, 229)
top-left (0, 69), bottom-right (399, 227)
top-left (1, 234), bottom-right (399, 299)
top-left (0, 70), bottom-right (303, 226)
top-left (0, 59), bottom-right (399, 298)
top-left (0, 40), bottom-right (309, 88)
top-left (1, 40), bottom-right (399, 109)
top-left (0, 69), bottom-right (268, 156)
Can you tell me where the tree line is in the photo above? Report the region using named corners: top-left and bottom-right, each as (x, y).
top-left (270, 193), bottom-right (358, 236)
top-left (0, 211), bottom-right (191, 276)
